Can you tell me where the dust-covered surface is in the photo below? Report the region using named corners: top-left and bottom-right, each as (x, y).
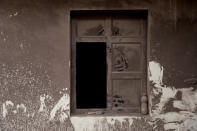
top-left (0, 0), bottom-right (197, 131)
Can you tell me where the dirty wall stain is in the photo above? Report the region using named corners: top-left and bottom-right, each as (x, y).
top-left (0, 61), bottom-right (73, 131)
top-left (149, 61), bottom-right (197, 131)
top-left (0, 60), bottom-right (197, 131)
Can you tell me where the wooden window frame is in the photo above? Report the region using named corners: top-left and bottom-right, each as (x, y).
top-left (70, 10), bottom-right (149, 115)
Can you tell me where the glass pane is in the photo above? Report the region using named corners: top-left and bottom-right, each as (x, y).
top-left (112, 19), bottom-right (141, 36)
top-left (112, 79), bottom-right (141, 108)
top-left (77, 19), bottom-right (105, 36)
top-left (112, 43), bottom-right (141, 72)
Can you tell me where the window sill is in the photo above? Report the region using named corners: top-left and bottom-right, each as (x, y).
top-left (71, 112), bottom-right (149, 118)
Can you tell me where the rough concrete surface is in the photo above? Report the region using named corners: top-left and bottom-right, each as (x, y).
top-left (0, 0), bottom-right (197, 130)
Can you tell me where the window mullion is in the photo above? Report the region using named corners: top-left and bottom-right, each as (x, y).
top-left (105, 17), bottom-right (113, 112)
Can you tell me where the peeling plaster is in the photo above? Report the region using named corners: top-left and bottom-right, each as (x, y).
top-left (149, 61), bottom-right (163, 85)
top-left (71, 117), bottom-right (136, 131)
top-left (149, 61), bottom-right (197, 131)
top-left (157, 111), bottom-right (197, 131)
top-left (174, 87), bottom-right (197, 112)
top-left (2, 103), bottom-right (7, 118)
top-left (16, 103), bottom-right (27, 113)
top-left (38, 94), bottom-right (52, 112)
top-left (50, 93), bottom-right (70, 122)
top-left (13, 110), bottom-right (17, 114)
top-left (5, 100), bottom-right (14, 107)
top-left (152, 84), bottom-right (177, 114)
top-left (39, 95), bottom-right (46, 112)
top-left (0, 49), bottom-right (195, 129)
top-left (2, 100), bottom-right (14, 118)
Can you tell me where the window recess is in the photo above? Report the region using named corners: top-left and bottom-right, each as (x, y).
top-left (71, 11), bottom-right (148, 115)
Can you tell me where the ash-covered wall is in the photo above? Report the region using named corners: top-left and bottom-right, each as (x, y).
top-left (0, 0), bottom-right (197, 131)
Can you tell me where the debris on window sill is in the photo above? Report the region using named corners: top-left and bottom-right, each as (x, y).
top-left (87, 111), bottom-right (105, 115)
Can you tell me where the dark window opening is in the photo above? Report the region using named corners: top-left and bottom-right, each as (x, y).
top-left (76, 42), bottom-right (107, 108)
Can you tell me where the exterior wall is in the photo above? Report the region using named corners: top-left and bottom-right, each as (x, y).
top-left (0, 0), bottom-right (197, 130)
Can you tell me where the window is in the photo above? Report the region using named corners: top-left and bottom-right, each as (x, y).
top-left (71, 11), bottom-right (148, 115)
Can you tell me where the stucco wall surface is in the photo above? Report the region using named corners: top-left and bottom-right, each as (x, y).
top-left (0, 0), bottom-right (197, 131)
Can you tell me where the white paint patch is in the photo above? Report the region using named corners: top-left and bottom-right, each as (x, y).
top-left (17, 104), bottom-right (27, 113)
top-left (156, 112), bottom-right (188, 122)
top-left (59, 112), bottom-right (68, 122)
top-left (164, 122), bottom-right (180, 131)
top-left (149, 61), bottom-right (177, 114)
top-left (39, 95), bottom-right (46, 112)
top-left (50, 94), bottom-right (70, 122)
top-left (156, 111), bottom-right (197, 131)
top-left (176, 87), bottom-right (197, 112)
top-left (2, 100), bottom-right (14, 118)
top-left (173, 100), bottom-right (188, 110)
top-left (13, 110), bottom-right (17, 114)
top-left (149, 61), bottom-right (197, 131)
top-left (151, 84), bottom-right (197, 115)
top-left (63, 88), bottom-right (68, 91)
top-left (71, 116), bottom-right (136, 131)
top-left (2, 103), bottom-right (8, 118)
top-left (153, 85), bottom-right (177, 115)
top-left (149, 61), bottom-right (163, 85)
top-left (71, 117), bottom-right (97, 131)
top-left (182, 115), bottom-right (197, 131)
top-left (5, 100), bottom-right (14, 106)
